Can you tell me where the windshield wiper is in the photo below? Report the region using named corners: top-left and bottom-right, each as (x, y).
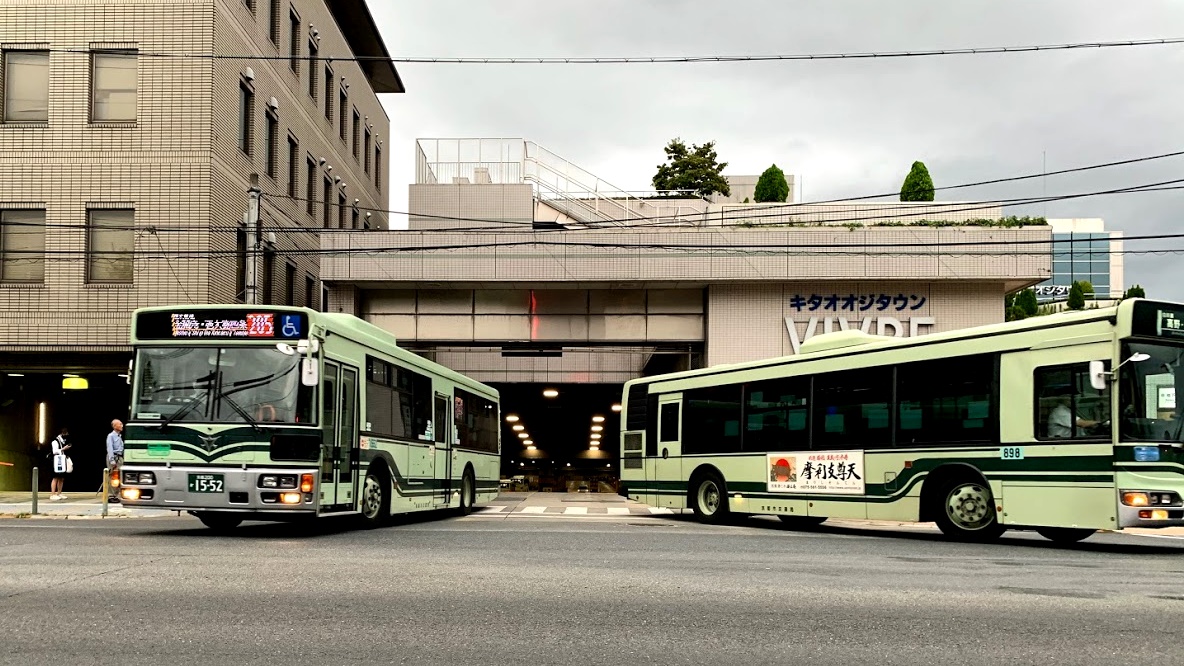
top-left (154, 392), bottom-right (208, 429)
top-left (217, 390), bottom-right (262, 433)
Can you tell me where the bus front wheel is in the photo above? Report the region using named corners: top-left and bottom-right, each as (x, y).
top-left (931, 476), bottom-right (1005, 542)
top-left (359, 468), bottom-right (391, 528)
top-left (1036, 527), bottom-right (1095, 543)
top-left (691, 472), bottom-right (729, 524)
top-left (195, 512), bottom-right (242, 532)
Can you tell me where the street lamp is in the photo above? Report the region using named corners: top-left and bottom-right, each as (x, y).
top-left (543, 388), bottom-right (559, 398)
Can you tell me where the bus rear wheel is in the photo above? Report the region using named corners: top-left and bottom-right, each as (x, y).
top-left (931, 477), bottom-right (1005, 542)
top-left (691, 472), bottom-right (729, 524)
top-left (195, 512), bottom-right (242, 532)
top-left (1036, 527), bottom-right (1095, 543)
top-left (359, 468), bottom-right (391, 528)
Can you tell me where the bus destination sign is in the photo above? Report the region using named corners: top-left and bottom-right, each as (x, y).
top-left (136, 310), bottom-right (308, 340)
top-left (1132, 301), bottom-right (1184, 341)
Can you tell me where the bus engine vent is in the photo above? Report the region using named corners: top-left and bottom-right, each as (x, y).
top-left (622, 432), bottom-right (643, 469)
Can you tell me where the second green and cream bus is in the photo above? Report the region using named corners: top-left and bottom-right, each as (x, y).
top-left (117, 305), bottom-right (500, 530)
top-left (620, 298), bottom-right (1184, 542)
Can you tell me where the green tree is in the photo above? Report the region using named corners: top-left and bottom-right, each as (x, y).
top-left (753, 164), bottom-right (790, 203)
top-left (899, 161), bottom-right (935, 202)
top-left (1124, 284), bottom-right (1146, 299)
top-left (652, 138), bottom-right (730, 198)
top-left (1067, 281), bottom-right (1086, 310)
top-left (1017, 288), bottom-right (1038, 317)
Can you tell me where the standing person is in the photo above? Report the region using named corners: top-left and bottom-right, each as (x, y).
top-left (50, 428), bottom-right (71, 500)
top-left (106, 419), bottom-right (124, 500)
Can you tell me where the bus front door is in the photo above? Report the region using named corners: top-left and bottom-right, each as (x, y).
top-left (319, 361), bottom-right (360, 512)
top-left (433, 393), bottom-right (452, 506)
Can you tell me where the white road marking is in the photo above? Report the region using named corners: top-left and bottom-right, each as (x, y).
top-left (522, 506), bottom-right (547, 514)
top-left (648, 507), bottom-right (674, 514)
top-left (607, 507), bottom-right (631, 515)
top-left (479, 505), bottom-right (508, 513)
top-left (564, 507), bottom-right (589, 515)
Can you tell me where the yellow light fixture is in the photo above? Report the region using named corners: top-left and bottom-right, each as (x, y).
top-left (592, 415), bottom-right (605, 423)
top-left (611, 403), bottom-right (622, 412)
top-left (36, 401), bottom-right (46, 444)
top-left (518, 433), bottom-right (529, 439)
top-left (523, 439), bottom-right (533, 445)
top-left (543, 388), bottom-right (558, 398)
top-left (590, 433), bottom-right (601, 440)
top-left (590, 446), bottom-right (599, 451)
top-left (512, 424), bottom-right (525, 431)
top-left (505, 414), bottom-right (519, 423)
top-left (62, 377), bottom-right (88, 390)
top-left (591, 425), bottom-right (603, 432)
top-left (526, 445), bottom-right (537, 451)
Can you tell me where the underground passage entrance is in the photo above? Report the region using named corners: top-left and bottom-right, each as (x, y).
top-left (493, 383), bottom-right (623, 493)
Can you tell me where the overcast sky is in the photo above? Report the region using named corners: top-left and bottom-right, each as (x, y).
top-left (369, 0), bottom-right (1184, 299)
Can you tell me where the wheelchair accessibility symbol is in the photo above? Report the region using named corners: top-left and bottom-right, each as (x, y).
top-left (281, 315), bottom-right (302, 338)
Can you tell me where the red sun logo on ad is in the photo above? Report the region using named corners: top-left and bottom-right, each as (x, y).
top-left (771, 458), bottom-right (795, 482)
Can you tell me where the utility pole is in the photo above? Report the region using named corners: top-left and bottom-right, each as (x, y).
top-left (245, 174), bottom-right (261, 305)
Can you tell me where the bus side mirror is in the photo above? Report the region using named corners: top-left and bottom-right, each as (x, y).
top-left (1089, 360), bottom-right (1108, 391)
top-left (301, 358), bottom-right (319, 387)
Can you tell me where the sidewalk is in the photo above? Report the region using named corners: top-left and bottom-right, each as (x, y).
top-left (0, 491), bottom-right (179, 518)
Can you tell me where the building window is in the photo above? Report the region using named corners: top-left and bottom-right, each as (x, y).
top-left (91, 51), bottom-right (137, 122)
top-left (324, 66), bottom-right (333, 120)
top-left (0, 209), bottom-right (46, 283)
top-left (235, 225), bottom-right (247, 302)
top-left (351, 208), bottom-right (359, 230)
top-left (338, 89), bottom-right (347, 140)
top-left (351, 109), bottom-right (360, 158)
top-left (363, 128), bottom-right (371, 173)
top-left (337, 192), bottom-right (346, 229)
top-left (3, 51), bottom-right (49, 123)
top-left (322, 177), bottom-right (332, 228)
top-left (238, 80), bottom-right (254, 156)
top-left (288, 8), bottom-right (300, 73)
top-left (305, 274), bottom-right (314, 308)
top-left (307, 40), bottom-right (318, 99)
top-left (374, 145), bottom-right (382, 192)
top-left (286, 134), bottom-right (298, 198)
top-left (263, 109), bottom-right (278, 177)
top-left (305, 156), bottom-right (316, 217)
top-left (1035, 364), bottom-right (1110, 440)
top-left (87, 209), bottom-right (134, 283)
top-left (268, 0), bottom-right (280, 45)
top-left (285, 262), bottom-right (296, 305)
top-left (261, 247), bottom-right (274, 305)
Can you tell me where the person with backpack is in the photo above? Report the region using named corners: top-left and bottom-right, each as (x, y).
top-left (49, 428), bottom-right (71, 500)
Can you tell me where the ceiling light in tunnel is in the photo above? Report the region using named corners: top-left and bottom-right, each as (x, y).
top-left (592, 415), bottom-right (605, 423)
top-left (518, 433), bottom-right (529, 439)
top-left (512, 424), bottom-right (524, 431)
top-left (523, 440), bottom-right (533, 445)
top-left (611, 403), bottom-right (622, 412)
top-left (543, 388), bottom-right (559, 398)
top-left (590, 433), bottom-right (601, 440)
top-left (591, 425), bottom-right (603, 432)
top-left (505, 414), bottom-right (520, 423)
top-left (527, 445), bottom-right (537, 451)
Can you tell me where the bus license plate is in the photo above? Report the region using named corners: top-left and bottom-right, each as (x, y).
top-left (188, 474), bottom-right (225, 493)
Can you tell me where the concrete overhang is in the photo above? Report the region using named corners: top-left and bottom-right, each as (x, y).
top-left (326, 0), bottom-right (406, 94)
top-left (321, 227), bottom-right (1052, 293)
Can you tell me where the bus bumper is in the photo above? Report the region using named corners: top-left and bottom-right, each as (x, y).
top-left (1117, 503), bottom-right (1184, 529)
top-left (117, 465), bottom-right (318, 514)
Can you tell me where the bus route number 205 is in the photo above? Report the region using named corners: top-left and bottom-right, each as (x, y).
top-left (1000, 446), bottom-right (1025, 460)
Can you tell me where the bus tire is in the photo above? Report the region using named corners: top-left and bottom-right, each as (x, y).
top-left (359, 466), bottom-right (391, 528)
top-left (458, 470), bottom-right (476, 516)
top-left (690, 470), bottom-right (729, 524)
top-left (778, 515), bottom-right (827, 528)
top-left (1036, 527), bottom-right (1095, 543)
top-left (930, 474), bottom-right (1005, 542)
top-left (195, 512), bottom-right (242, 532)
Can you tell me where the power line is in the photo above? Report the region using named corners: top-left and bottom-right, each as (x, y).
top-left (57, 37), bottom-right (1184, 65)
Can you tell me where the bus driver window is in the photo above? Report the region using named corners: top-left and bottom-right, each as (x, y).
top-left (1035, 364), bottom-right (1110, 439)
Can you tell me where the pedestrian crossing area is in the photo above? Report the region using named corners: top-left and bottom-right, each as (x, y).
top-left (475, 503), bottom-right (677, 517)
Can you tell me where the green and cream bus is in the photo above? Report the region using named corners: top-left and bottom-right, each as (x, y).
top-left (619, 298), bottom-right (1184, 543)
top-left (118, 305), bottom-right (500, 530)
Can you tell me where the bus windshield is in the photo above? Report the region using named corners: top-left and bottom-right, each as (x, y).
top-left (133, 347), bottom-right (316, 425)
top-left (1120, 341), bottom-right (1184, 442)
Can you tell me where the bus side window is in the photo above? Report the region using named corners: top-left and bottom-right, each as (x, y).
top-left (1035, 363), bottom-right (1110, 439)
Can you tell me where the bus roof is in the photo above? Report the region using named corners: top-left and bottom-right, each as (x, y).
top-left (624, 299), bottom-right (1151, 390)
top-left (129, 305), bottom-right (497, 400)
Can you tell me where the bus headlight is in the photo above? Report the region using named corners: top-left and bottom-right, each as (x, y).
top-left (259, 475), bottom-right (297, 489)
top-left (1122, 492), bottom-right (1150, 507)
top-left (279, 492), bottom-right (302, 504)
top-left (121, 488), bottom-right (141, 501)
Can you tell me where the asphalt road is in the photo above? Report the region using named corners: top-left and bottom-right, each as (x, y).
top-left (2, 510), bottom-right (1183, 666)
